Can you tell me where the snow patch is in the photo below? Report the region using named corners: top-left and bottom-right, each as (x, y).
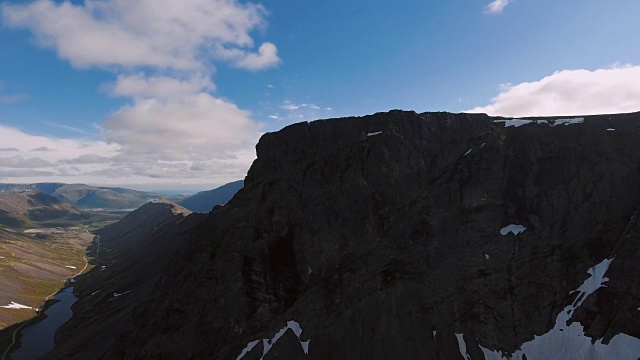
top-left (113, 290), bottom-right (132, 297)
top-left (236, 340), bottom-right (260, 360)
top-left (236, 320), bottom-right (310, 360)
top-left (463, 149), bottom-right (472, 156)
top-left (551, 117), bottom-right (584, 126)
top-left (493, 119), bottom-right (534, 128)
top-left (484, 254), bottom-right (491, 260)
top-left (432, 330), bottom-right (437, 339)
top-left (481, 257), bottom-right (640, 359)
top-left (607, 128), bottom-right (616, 131)
top-left (367, 131), bottom-right (382, 137)
top-left (1, 302), bottom-right (33, 309)
top-left (455, 334), bottom-right (472, 360)
top-left (481, 143), bottom-right (486, 148)
top-left (500, 224), bottom-right (527, 236)
top-left (493, 117), bottom-right (584, 128)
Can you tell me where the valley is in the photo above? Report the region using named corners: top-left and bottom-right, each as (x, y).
top-left (0, 190), bottom-right (126, 354)
top-left (0, 182), bottom-right (242, 358)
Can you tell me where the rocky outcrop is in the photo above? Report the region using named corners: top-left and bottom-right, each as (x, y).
top-left (50, 111), bottom-right (640, 359)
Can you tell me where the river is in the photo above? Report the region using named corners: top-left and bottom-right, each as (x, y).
top-left (10, 287), bottom-right (77, 360)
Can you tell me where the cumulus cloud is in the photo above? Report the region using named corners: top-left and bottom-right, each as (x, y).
top-left (102, 93), bottom-right (261, 161)
top-left (231, 42), bottom-right (281, 71)
top-left (467, 65), bottom-right (640, 117)
top-left (106, 74), bottom-right (215, 100)
top-left (1, 0), bottom-right (280, 71)
top-left (0, 0), bottom-right (281, 188)
top-left (0, 125), bottom-right (120, 163)
top-left (485, 0), bottom-right (510, 14)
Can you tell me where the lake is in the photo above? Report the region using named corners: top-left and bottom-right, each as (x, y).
top-left (11, 286), bottom-right (77, 360)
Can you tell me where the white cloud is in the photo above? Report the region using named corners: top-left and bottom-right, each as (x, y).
top-left (467, 65), bottom-right (640, 117)
top-left (0, 155), bottom-right (52, 168)
top-left (30, 146), bottom-right (55, 152)
top-left (1, 0), bottom-right (280, 71)
top-left (231, 42), bottom-right (280, 71)
top-left (280, 101), bottom-right (322, 111)
top-left (0, 125), bottom-right (120, 163)
top-left (103, 92), bottom-right (261, 161)
top-left (485, 0), bottom-right (510, 14)
top-left (0, 123), bottom-right (253, 189)
top-left (0, 0), bottom-right (280, 189)
top-left (107, 74), bottom-right (215, 100)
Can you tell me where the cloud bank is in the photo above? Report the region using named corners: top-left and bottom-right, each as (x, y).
top-left (0, 0), bottom-right (280, 189)
top-left (1, 0), bottom-right (279, 71)
top-left (467, 65), bottom-right (640, 117)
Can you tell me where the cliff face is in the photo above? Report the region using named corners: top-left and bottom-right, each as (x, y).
top-left (53, 111), bottom-right (640, 359)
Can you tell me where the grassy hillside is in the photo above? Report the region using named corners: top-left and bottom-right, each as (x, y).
top-left (0, 227), bottom-right (93, 329)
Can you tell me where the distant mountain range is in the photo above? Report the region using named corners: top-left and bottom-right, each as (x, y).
top-left (178, 180), bottom-right (243, 212)
top-left (0, 191), bottom-right (82, 229)
top-left (0, 183), bottom-right (182, 210)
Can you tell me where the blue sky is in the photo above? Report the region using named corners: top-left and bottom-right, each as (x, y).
top-left (0, 0), bottom-right (639, 191)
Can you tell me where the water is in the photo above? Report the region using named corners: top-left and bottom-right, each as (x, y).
top-left (11, 287), bottom-right (77, 360)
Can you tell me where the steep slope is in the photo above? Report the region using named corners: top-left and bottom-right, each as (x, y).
top-left (0, 191), bottom-right (82, 228)
top-left (0, 183), bottom-right (182, 210)
top-left (40, 201), bottom-right (206, 360)
top-left (50, 111), bottom-right (640, 359)
top-left (179, 180), bottom-right (244, 212)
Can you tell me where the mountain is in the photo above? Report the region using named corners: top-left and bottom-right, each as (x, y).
top-left (0, 183), bottom-right (183, 210)
top-left (0, 191), bottom-right (82, 228)
top-left (37, 111), bottom-right (640, 359)
top-left (178, 180), bottom-right (244, 212)
top-left (39, 200), bottom-right (206, 359)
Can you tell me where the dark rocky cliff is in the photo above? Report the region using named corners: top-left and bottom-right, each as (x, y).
top-left (50, 111), bottom-right (640, 359)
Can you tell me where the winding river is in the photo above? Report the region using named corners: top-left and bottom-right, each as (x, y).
top-left (10, 287), bottom-right (77, 360)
